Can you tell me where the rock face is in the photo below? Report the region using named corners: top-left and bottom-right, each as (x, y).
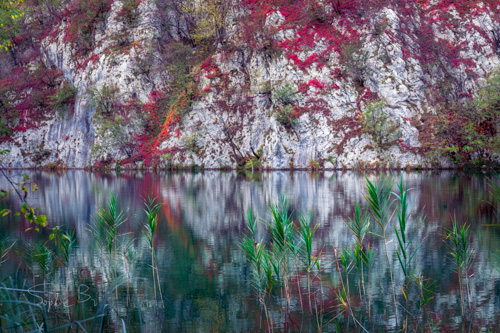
top-left (1, 1), bottom-right (499, 169)
top-left (1, 0), bottom-right (159, 168)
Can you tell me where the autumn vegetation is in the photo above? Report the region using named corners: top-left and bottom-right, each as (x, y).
top-left (0, 0), bottom-right (499, 167)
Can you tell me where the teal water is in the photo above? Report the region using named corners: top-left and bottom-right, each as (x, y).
top-left (0, 170), bottom-right (499, 332)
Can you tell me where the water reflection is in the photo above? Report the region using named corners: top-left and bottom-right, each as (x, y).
top-left (0, 170), bottom-right (499, 331)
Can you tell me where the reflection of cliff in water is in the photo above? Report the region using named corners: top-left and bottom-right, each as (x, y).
top-left (1, 170), bottom-right (500, 330)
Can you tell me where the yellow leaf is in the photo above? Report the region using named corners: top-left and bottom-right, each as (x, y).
top-left (401, 287), bottom-right (407, 301)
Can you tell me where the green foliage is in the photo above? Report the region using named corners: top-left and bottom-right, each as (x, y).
top-left (298, 213), bottom-right (321, 272)
top-left (443, 219), bottom-right (475, 275)
top-left (244, 151), bottom-right (262, 170)
top-left (271, 82), bottom-right (298, 128)
top-left (0, 0), bottom-right (23, 50)
top-left (340, 42), bottom-right (368, 88)
top-left (393, 177), bottom-right (421, 277)
top-left (165, 42), bottom-right (198, 113)
top-left (88, 84), bottom-right (120, 117)
top-left (361, 99), bottom-right (400, 148)
top-left (88, 84), bottom-right (141, 161)
top-left (442, 218), bottom-right (475, 317)
top-left (0, 153), bottom-right (48, 231)
top-left (273, 83), bottom-right (295, 106)
top-left (87, 193), bottom-right (127, 264)
top-left (413, 274), bottom-right (437, 310)
top-left (143, 197), bottom-right (162, 251)
top-left (49, 81), bottom-right (78, 115)
top-left (143, 196), bottom-right (163, 301)
top-left (274, 105), bottom-right (297, 128)
top-left (183, 133), bottom-right (199, 153)
top-left (23, 242), bottom-right (54, 279)
top-left (267, 197), bottom-right (295, 256)
top-left (364, 176), bottom-right (393, 228)
top-left (476, 70), bottom-right (500, 116)
top-left (87, 206), bottom-right (108, 254)
top-left (177, 0), bottom-right (231, 47)
top-left (0, 119), bottom-right (12, 139)
top-left (239, 197), bottom-right (326, 329)
top-left (56, 230), bottom-right (76, 266)
top-left (98, 193), bottom-right (127, 253)
top-left (308, 158), bottom-right (320, 170)
top-left (418, 70), bottom-right (500, 166)
top-left (345, 204), bottom-right (369, 246)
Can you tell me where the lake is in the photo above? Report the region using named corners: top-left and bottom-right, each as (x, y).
top-left (1, 170), bottom-right (499, 332)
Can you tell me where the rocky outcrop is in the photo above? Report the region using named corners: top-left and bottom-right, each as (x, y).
top-left (1, 1), bottom-right (499, 169)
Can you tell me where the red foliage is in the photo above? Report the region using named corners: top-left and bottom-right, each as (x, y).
top-left (127, 91), bottom-right (170, 166)
top-left (298, 79), bottom-right (327, 94)
top-left (62, 0), bottom-right (113, 58)
top-left (0, 66), bottom-right (65, 141)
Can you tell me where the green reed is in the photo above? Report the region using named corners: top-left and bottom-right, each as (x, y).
top-left (88, 193), bottom-right (128, 289)
top-left (364, 176), bottom-right (399, 324)
top-left (239, 198), bottom-right (328, 331)
top-left (143, 197), bottom-right (163, 303)
top-left (54, 229), bottom-right (76, 314)
top-left (340, 202), bottom-right (375, 324)
top-left (238, 208), bottom-right (273, 330)
top-left (443, 218), bottom-right (475, 318)
top-left (413, 274), bottom-right (437, 312)
top-left (88, 210), bottom-right (107, 268)
top-left (393, 178), bottom-right (420, 278)
top-left (297, 213), bottom-right (322, 327)
top-left (23, 242), bottom-right (54, 288)
top-left (267, 197), bottom-right (296, 322)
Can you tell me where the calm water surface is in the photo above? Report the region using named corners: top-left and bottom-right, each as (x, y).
top-left (1, 170), bottom-right (500, 332)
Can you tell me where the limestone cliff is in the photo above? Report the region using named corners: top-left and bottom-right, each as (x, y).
top-left (1, 0), bottom-right (499, 169)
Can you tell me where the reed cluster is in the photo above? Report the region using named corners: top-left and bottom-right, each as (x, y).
top-left (0, 193), bottom-right (165, 332)
top-left (240, 176), bottom-right (483, 332)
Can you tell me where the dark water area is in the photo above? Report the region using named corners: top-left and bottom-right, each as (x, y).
top-left (1, 170), bottom-right (500, 332)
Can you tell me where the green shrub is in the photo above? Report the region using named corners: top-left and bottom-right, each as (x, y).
top-left (361, 99), bottom-right (400, 148)
top-left (417, 70), bottom-right (500, 166)
top-left (274, 105), bottom-right (297, 128)
top-left (273, 83), bottom-right (295, 105)
top-left (183, 133), bottom-right (199, 153)
top-left (87, 83), bottom-right (120, 117)
top-left (50, 82), bottom-right (77, 115)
